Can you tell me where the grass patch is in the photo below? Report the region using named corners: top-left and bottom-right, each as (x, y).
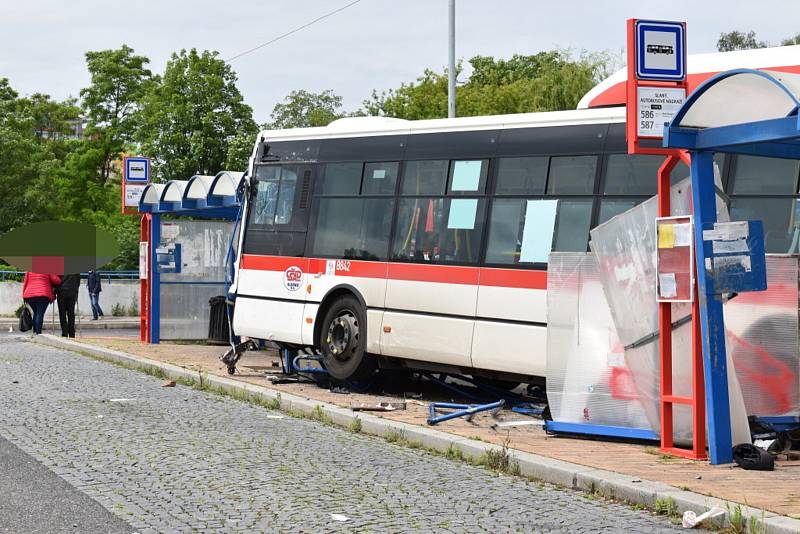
top-left (309, 405), bottom-right (333, 425)
top-left (654, 497), bottom-right (679, 518)
top-left (348, 417), bottom-right (362, 434)
top-left (475, 435), bottom-right (520, 476)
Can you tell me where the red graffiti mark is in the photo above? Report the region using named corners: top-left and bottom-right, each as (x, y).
top-left (608, 366), bottom-right (640, 401)
top-left (727, 330), bottom-right (796, 414)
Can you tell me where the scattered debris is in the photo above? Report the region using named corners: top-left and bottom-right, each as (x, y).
top-left (11, 380), bottom-right (18, 384)
top-left (733, 443), bottom-right (774, 471)
top-left (266, 375), bottom-right (313, 385)
top-left (694, 475), bottom-right (702, 480)
top-left (109, 398), bottom-right (135, 403)
top-left (427, 400), bottom-right (505, 425)
top-left (511, 403), bottom-right (546, 416)
top-left (753, 438), bottom-right (777, 450)
top-left (351, 402), bottom-right (406, 412)
top-left (330, 385), bottom-right (350, 395)
top-left (491, 420), bottom-right (544, 429)
top-left (681, 505), bottom-right (724, 528)
top-left (162, 380), bottom-right (176, 388)
top-left (330, 513), bottom-right (349, 522)
top-left (266, 415), bottom-right (284, 419)
top-left (631, 479), bottom-right (642, 483)
top-left (404, 391), bottom-right (423, 399)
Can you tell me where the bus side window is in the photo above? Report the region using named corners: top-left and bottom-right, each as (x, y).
top-left (392, 197), bottom-right (486, 264)
top-left (485, 197), bottom-right (593, 266)
top-left (249, 165), bottom-right (300, 227)
top-left (250, 166), bottom-right (281, 226)
top-left (485, 199), bottom-right (557, 265)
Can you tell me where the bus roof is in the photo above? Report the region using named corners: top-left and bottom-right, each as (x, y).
top-left (579, 44), bottom-right (800, 109)
top-left (257, 106), bottom-right (625, 142)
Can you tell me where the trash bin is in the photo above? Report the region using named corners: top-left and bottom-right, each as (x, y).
top-left (208, 296), bottom-right (230, 345)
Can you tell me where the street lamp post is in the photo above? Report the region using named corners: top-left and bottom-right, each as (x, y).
top-left (448, 0), bottom-right (456, 118)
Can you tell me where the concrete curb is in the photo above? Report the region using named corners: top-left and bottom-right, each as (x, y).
top-left (31, 335), bottom-right (800, 534)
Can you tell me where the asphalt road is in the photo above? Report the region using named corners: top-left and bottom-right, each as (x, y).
top-left (0, 336), bottom-right (691, 533)
top-left (0, 434), bottom-right (133, 534)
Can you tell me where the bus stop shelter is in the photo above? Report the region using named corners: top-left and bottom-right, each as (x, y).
top-left (137, 171), bottom-right (244, 343)
top-left (665, 68), bottom-right (800, 463)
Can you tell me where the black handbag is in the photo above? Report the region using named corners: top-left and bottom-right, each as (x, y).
top-left (19, 303), bottom-right (33, 332)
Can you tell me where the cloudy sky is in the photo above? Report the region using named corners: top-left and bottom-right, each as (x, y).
top-left (2, 1), bottom-right (799, 122)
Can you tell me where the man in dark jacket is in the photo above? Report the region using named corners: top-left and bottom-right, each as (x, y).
top-left (87, 270), bottom-right (104, 320)
top-left (57, 273), bottom-right (80, 337)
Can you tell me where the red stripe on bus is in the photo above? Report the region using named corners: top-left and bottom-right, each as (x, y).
top-left (479, 268), bottom-right (547, 290)
top-left (387, 263), bottom-right (479, 285)
top-left (240, 255), bottom-right (309, 271)
top-left (307, 258), bottom-right (388, 278)
top-left (241, 254), bottom-right (547, 289)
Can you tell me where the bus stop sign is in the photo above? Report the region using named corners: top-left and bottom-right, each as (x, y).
top-left (635, 20), bottom-right (686, 81)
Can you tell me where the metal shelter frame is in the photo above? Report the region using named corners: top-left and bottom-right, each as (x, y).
top-left (137, 171), bottom-right (245, 343)
top-left (665, 68), bottom-right (800, 464)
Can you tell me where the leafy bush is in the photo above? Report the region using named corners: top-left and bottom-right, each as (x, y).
top-left (127, 297), bottom-right (139, 316)
top-left (111, 303), bottom-right (126, 317)
top-left (0, 265), bottom-right (24, 282)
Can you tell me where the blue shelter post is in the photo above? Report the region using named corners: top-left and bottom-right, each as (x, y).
top-left (664, 68), bottom-right (800, 463)
top-left (150, 214), bottom-right (161, 344)
top-left (689, 151), bottom-right (732, 464)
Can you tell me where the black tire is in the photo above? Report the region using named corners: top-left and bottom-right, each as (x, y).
top-left (318, 295), bottom-right (375, 381)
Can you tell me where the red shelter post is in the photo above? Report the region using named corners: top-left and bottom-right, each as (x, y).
top-left (625, 19), bottom-right (706, 459)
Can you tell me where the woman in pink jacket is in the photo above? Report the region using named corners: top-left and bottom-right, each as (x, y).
top-left (22, 272), bottom-right (61, 334)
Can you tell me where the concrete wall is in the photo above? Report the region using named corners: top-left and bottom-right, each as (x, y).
top-left (0, 280), bottom-right (139, 316)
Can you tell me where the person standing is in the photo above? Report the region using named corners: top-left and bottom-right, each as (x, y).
top-left (87, 270), bottom-right (104, 320)
top-left (22, 272), bottom-right (61, 335)
top-left (57, 273), bottom-right (80, 337)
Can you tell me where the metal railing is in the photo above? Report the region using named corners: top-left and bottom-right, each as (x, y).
top-left (0, 270), bottom-right (139, 282)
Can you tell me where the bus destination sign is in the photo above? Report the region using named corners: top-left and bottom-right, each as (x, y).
top-left (636, 86), bottom-right (685, 138)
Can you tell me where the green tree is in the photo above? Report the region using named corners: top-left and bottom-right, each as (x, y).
top-left (224, 130), bottom-right (257, 172)
top-left (781, 33), bottom-right (800, 46)
top-left (80, 45), bottom-right (153, 185)
top-left (267, 89), bottom-right (345, 129)
top-left (363, 51), bottom-right (608, 120)
top-left (136, 49), bottom-right (256, 181)
top-left (0, 80), bottom-right (81, 232)
top-left (717, 30), bottom-right (768, 52)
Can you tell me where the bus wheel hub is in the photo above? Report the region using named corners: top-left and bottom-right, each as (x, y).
top-left (326, 313), bottom-right (358, 360)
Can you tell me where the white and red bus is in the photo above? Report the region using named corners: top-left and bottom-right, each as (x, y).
top-left (230, 48), bottom-right (800, 384)
top-left (229, 107), bottom-right (679, 384)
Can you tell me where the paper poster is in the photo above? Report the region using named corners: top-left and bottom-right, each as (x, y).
top-left (712, 239), bottom-right (749, 254)
top-left (703, 221), bottom-right (749, 242)
top-left (161, 223), bottom-right (180, 240)
top-left (673, 223), bottom-right (692, 247)
top-left (372, 169), bottom-right (386, 179)
top-left (714, 255), bottom-right (752, 272)
top-left (447, 199), bottom-right (478, 229)
top-left (658, 273), bottom-right (677, 298)
top-left (658, 224), bottom-right (674, 248)
top-left (451, 161), bottom-right (482, 191)
top-left (520, 199), bottom-right (558, 263)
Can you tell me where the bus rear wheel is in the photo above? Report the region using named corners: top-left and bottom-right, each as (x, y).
top-left (319, 295), bottom-right (375, 381)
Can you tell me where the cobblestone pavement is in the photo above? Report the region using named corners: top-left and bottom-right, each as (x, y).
top-left (0, 337), bottom-right (692, 533)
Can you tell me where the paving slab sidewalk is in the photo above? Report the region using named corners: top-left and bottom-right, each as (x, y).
top-left (34, 335), bottom-right (800, 534)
